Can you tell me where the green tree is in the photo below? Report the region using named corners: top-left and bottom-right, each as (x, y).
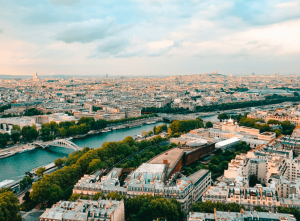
top-left (58, 127), bottom-right (67, 138)
top-left (88, 159), bottom-right (105, 173)
top-left (217, 113), bottom-right (229, 122)
top-left (148, 131), bottom-right (153, 136)
top-left (278, 207), bottom-right (300, 221)
top-left (106, 192), bottom-right (125, 201)
top-left (274, 129), bottom-right (283, 137)
top-left (0, 191), bottom-right (21, 221)
top-left (69, 193), bottom-right (81, 202)
top-left (49, 121), bottom-right (58, 134)
top-left (205, 121), bottom-right (213, 128)
top-left (153, 126), bottom-right (157, 134)
top-left (11, 125), bottom-right (21, 143)
top-left (92, 192), bottom-right (104, 200)
top-left (54, 158), bottom-right (66, 169)
top-left (36, 167), bottom-right (46, 178)
top-left (254, 206), bottom-right (268, 212)
top-left (210, 156), bottom-right (220, 165)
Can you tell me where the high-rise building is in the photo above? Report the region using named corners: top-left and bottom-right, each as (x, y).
top-left (33, 72), bottom-right (39, 82)
top-left (106, 74), bottom-right (108, 78)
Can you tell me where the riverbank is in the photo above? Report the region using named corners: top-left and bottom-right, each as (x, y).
top-left (0, 121), bottom-right (169, 182)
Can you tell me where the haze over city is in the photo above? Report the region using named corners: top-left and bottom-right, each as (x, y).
top-left (1, 0), bottom-right (300, 76)
top-left (2, 1), bottom-right (300, 221)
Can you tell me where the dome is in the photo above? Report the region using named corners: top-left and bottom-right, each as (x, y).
top-left (228, 117), bottom-right (233, 123)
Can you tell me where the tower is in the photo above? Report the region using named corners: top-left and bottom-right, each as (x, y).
top-left (33, 72), bottom-right (39, 82)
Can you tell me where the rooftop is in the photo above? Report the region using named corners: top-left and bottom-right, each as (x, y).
top-left (148, 147), bottom-right (185, 169)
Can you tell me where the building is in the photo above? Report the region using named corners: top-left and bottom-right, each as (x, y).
top-left (276, 176), bottom-right (300, 199)
top-left (39, 199), bottom-right (125, 221)
top-left (33, 72), bottom-right (39, 82)
top-left (227, 186), bottom-right (280, 212)
top-left (215, 137), bottom-right (241, 150)
top-left (187, 209), bottom-right (296, 221)
top-left (73, 164), bottom-right (211, 213)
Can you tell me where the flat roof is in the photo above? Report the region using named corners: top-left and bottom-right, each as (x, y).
top-left (187, 169), bottom-right (209, 184)
top-left (215, 137), bottom-right (240, 147)
top-left (135, 163), bottom-right (166, 174)
top-left (148, 147), bottom-right (185, 169)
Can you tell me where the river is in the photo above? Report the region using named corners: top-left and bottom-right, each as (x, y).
top-left (0, 122), bottom-right (169, 182)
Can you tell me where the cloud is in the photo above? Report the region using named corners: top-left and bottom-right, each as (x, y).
top-left (89, 37), bottom-right (131, 58)
top-left (56, 17), bottom-right (130, 43)
top-left (50, 0), bottom-right (80, 6)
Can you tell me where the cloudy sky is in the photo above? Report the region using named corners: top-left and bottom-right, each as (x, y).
top-left (0, 0), bottom-right (300, 76)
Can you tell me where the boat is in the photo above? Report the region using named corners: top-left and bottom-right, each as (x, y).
top-left (112, 127), bottom-right (117, 130)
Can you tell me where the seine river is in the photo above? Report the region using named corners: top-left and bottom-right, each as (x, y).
top-left (0, 122), bottom-right (170, 182)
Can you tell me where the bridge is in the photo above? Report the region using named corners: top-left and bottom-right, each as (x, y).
top-left (33, 139), bottom-right (82, 151)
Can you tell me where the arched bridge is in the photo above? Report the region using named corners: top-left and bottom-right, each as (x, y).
top-left (34, 139), bottom-right (82, 151)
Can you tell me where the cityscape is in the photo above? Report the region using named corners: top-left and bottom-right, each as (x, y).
top-left (1, 0), bottom-right (300, 221)
top-left (0, 73), bottom-right (300, 221)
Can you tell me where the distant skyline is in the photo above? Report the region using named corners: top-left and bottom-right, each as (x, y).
top-left (0, 0), bottom-right (300, 76)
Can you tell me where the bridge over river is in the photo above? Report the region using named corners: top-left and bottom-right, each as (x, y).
top-left (33, 139), bottom-right (82, 151)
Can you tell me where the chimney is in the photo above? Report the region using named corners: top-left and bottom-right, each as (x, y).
top-left (163, 160), bottom-right (168, 164)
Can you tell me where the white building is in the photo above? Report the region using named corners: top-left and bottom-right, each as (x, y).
top-left (39, 199), bottom-right (125, 221)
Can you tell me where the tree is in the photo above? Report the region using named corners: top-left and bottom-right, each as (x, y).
top-left (192, 201), bottom-right (244, 213)
top-left (124, 136), bottom-right (135, 146)
top-left (106, 192), bottom-right (125, 201)
top-left (210, 156), bottom-right (220, 165)
top-left (153, 126), bottom-right (157, 134)
top-left (0, 191), bottom-right (21, 221)
top-left (92, 192), bottom-right (104, 200)
top-left (254, 206), bottom-right (268, 212)
top-left (49, 121), bottom-right (58, 134)
top-left (220, 161), bottom-right (228, 170)
top-left (278, 207), bottom-right (300, 221)
top-left (275, 129), bottom-right (283, 137)
top-left (54, 158), bottom-right (66, 169)
top-left (19, 176), bottom-right (33, 190)
top-left (205, 121), bottom-right (213, 128)
top-left (148, 131), bottom-right (153, 136)
top-left (58, 127), bottom-right (67, 138)
top-left (281, 120), bottom-right (295, 135)
top-left (69, 193), bottom-right (81, 202)
top-left (36, 167), bottom-right (46, 178)
top-left (11, 125), bottom-right (21, 143)
top-left (217, 113), bottom-right (229, 122)
top-left (88, 159), bottom-right (105, 173)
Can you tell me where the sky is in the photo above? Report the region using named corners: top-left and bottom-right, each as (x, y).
top-left (0, 0), bottom-right (300, 76)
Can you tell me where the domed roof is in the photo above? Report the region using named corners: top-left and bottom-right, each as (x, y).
top-left (228, 117), bottom-right (233, 123)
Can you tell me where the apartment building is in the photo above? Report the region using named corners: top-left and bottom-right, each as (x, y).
top-left (73, 164), bottom-right (211, 213)
top-left (39, 199), bottom-right (125, 221)
top-left (187, 210), bottom-right (296, 221)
